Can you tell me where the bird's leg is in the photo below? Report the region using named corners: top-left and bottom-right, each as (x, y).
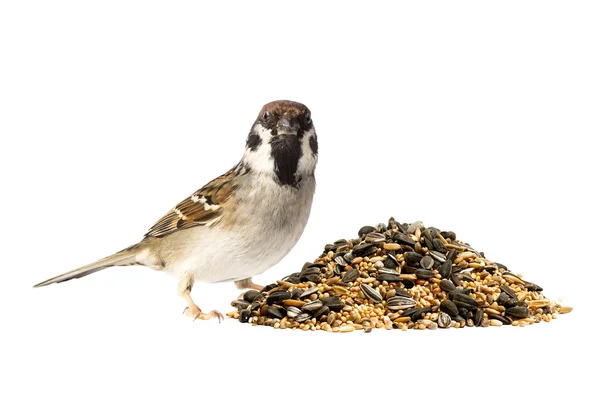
top-left (234, 277), bottom-right (264, 291)
top-left (179, 274), bottom-right (223, 322)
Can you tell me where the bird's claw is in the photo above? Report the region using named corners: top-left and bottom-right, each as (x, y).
top-left (184, 305), bottom-right (223, 322)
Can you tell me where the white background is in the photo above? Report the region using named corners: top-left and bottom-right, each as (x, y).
top-left (1, 1), bottom-right (598, 399)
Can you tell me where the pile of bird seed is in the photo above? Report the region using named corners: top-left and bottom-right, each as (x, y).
top-left (227, 218), bottom-right (572, 332)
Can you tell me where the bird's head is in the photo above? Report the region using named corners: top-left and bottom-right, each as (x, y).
top-left (242, 100), bottom-right (318, 187)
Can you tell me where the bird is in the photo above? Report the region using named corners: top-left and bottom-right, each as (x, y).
top-left (34, 100), bottom-right (318, 322)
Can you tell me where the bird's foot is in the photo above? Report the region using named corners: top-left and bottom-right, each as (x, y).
top-left (234, 277), bottom-right (264, 291)
top-left (183, 305), bottom-right (224, 323)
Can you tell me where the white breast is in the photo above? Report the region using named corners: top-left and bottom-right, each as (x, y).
top-left (156, 174), bottom-right (316, 283)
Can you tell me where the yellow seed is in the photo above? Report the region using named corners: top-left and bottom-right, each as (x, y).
top-left (340, 325), bottom-right (355, 333)
top-left (490, 319), bottom-right (503, 327)
top-left (383, 243), bottom-right (401, 251)
top-left (559, 306), bottom-right (573, 314)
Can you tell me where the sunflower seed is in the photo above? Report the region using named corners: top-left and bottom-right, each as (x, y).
top-left (438, 312), bottom-right (452, 328)
top-left (415, 269), bottom-right (436, 280)
top-left (341, 268), bottom-right (360, 283)
top-left (439, 279), bottom-right (456, 292)
top-left (505, 306), bottom-right (529, 318)
top-left (266, 305), bottom-right (285, 319)
top-left (438, 259), bottom-right (453, 279)
top-left (243, 290), bottom-right (262, 303)
top-left (429, 250), bottom-right (446, 263)
top-left (387, 296), bottom-right (417, 311)
top-left (302, 300), bottom-right (323, 312)
top-left (440, 299), bottom-right (459, 317)
top-left (500, 285), bottom-right (518, 300)
top-left (474, 309), bottom-right (484, 327)
top-left (286, 306), bottom-right (302, 318)
top-left (420, 255), bottom-right (434, 270)
top-left (321, 296), bottom-right (345, 312)
top-left (266, 290), bottom-right (291, 305)
top-left (405, 252), bottom-right (423, 266)
top-left (295, 313), bottom-right (311, 322)
top-left (360, 284), bottom-right (383, 303)
top-left (393, 232), bottom-right (416, 246)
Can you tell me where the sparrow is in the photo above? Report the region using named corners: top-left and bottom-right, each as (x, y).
top-left (34, 100), bottom-right (318, 321)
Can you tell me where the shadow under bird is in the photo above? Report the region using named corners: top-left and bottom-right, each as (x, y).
top-left (34, 100), bottom-right (318, 321)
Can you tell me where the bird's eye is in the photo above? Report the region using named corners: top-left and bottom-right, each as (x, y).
top-left (304, 113), bottom-right (311, 124)
top-left (262, 111), bottom-right (270, 121)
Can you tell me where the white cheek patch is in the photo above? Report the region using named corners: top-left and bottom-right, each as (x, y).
top-left (298, 128), bottom-right (318, 177)
top-left (243, 125), bottom-right (275, 175)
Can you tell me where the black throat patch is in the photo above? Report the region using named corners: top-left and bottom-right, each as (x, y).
top-left (270, 135), bottom-right (302, 187)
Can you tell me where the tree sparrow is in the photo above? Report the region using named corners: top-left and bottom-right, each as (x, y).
top-left (34, 100), bottom-right (318, 321)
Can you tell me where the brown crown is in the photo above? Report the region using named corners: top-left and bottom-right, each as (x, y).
top-left (258, 100), bottom-right (310, 119)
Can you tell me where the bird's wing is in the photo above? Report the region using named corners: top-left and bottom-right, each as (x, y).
top-left (144, 166), bottom-right (238, 238)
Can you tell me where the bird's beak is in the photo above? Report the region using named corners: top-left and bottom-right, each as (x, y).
top-left (276, 116), bottom-right (299, 136)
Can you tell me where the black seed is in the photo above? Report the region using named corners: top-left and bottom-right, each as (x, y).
top-left (385, 253), bottom-right (400, 266)
top-left (441, 231), bottom-right (456, 241)
top-left (505, 306), bottom-right (529, 318)
top-left (450, 273), bottom-right (462, 287)
top-left (402, 265), bottom-right (418, 274)
top-left (440, 279), bottom-right (456, 292)
top-left (352, 242), bottom-right (378, 257)
top-left (302, 300), bottom-right (323, 312)
top-left (447, 249), bottom-right (458, 263)
top-left (415, 269), bottom-right (435, 280)
top-left (321, 296), bottom-right (345, 312)
top-left (314, 305), bottom-right (330, 319)
top-left (243, 290), bottom-right (262, 303)
top-left (453, 300), bottom-right (478, 311)
top-left (285, 274), bottom-right (301, 284)
top-left (377, 273), bottom-right (402, 282)
top-left (458, 308), bottom-right (470, 320)
top-left (341, 268), bottom-right (359, 283)
top-left (266, 305), bottom-right (285, 319)
top-left (474, 309), bottom-right (484, 326)
top-left (438, 259), bottom-right (453, 279)
top-left (239, 308), bottom-right (251, 323)
top-left (266, 290), bottom-right (291, 305)
top-left (432, 238), bottom-right (447, 253)
top-left (358, 226), bottom-right (376, 237)
top-left (440, 300), bottom-right (459, 317)
top-left (500, 285), bottom-right (518, 300)
top-left (401, 280), bottom-right (415, 289)
top-left (496, 292), bottom-right (510, 305)
top-left (453, 293), bottom-right (479, 308)
top-left (291, 288), bottom-right (303, 299)
top-left (405, 252), bottom-right (423, 266)
top-left (525, 282), bottom-right (543, 291)
top-left (393, 232), bottom-right (415, 246)
top-left (402, 307), bottom-right (431, 322)
top-left (395, 288), bottom-right (411, 298)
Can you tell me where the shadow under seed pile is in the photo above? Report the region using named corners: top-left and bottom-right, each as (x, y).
top-left (227, 218), bottom-right (572, 332)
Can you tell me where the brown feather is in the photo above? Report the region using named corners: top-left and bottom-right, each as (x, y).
top-left (145, 166), bottom-right (238, 238)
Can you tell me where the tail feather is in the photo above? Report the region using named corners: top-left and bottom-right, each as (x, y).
top-left (33, 246), bottom-right (139, 288)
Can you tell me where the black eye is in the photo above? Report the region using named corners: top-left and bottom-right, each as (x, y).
top-left (262, 111), bottom-right (270, 121)
top-left (304, 113), bottom-right (312, 124)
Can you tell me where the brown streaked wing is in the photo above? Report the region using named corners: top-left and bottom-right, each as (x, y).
top-left (144, 167), bottom-right (236, 238)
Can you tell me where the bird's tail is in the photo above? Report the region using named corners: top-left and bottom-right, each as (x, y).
top-left (33, 244), bottom-right (141, 288)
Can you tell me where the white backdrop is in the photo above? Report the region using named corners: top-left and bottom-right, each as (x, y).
top-left (1, 1), bottom-right (598, 399)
